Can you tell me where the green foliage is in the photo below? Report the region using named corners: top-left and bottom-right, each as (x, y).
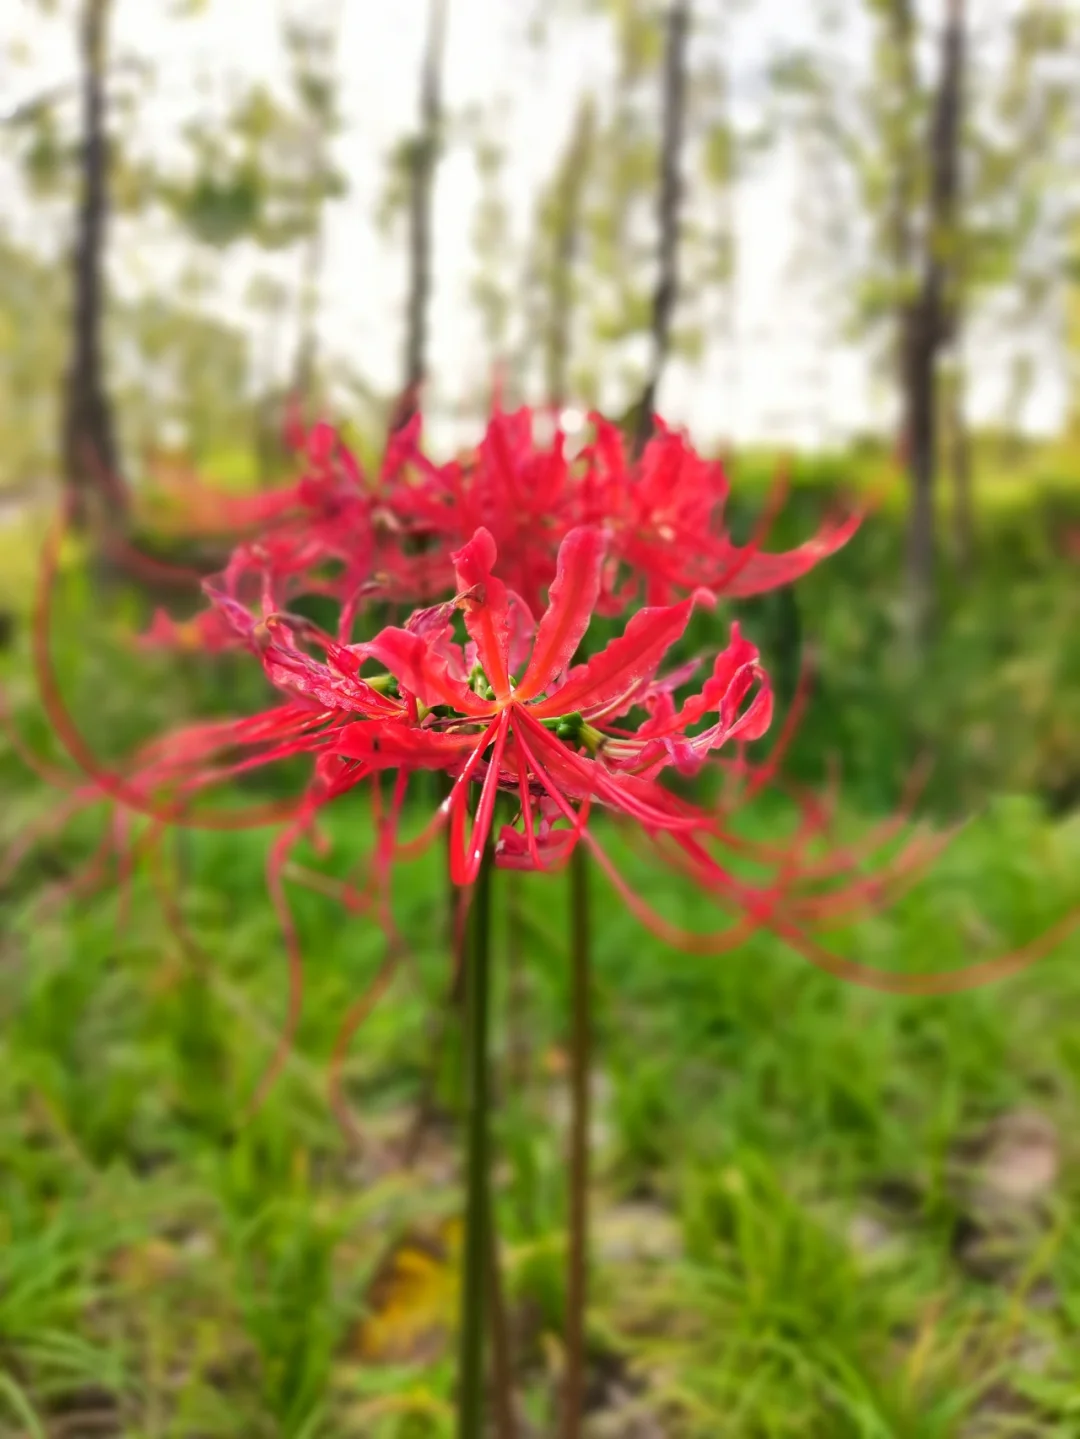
top-left (162, 63), bottom-right (345, 254)
top-left (715, 453), bottom-right (1080, 814)
top-left (0, 666), bottom-right (1077, 1431)
top-left (1, 477), bottom-right (1078, 1430)
top-left (0, 231), bottom-right (264, 487)
top-left (768, 0), bottom-right (1075, 394)
top-left (165, 159), bottom-right (267, 248)
top-left (0, 239), bottom-right (67, 489)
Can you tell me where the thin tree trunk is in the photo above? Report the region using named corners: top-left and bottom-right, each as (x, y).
top-left (291, 0), bottom-right (343, 420)
top-left (1069, 218), bottom-right (1080, 445)
top-left (399, 0), bottom-right (448, 429)
top-left (902, 309), bottom-right (936, 640)
top-left (944, 0), bottom-right (973, 577)
top-left (886, 0), bottom-right (917, 423)
top-left (633, 0), bottom-right (691, 459)
top-left (62, 0), bottom-right (124, 531)
top-left (904, 0), bottom-right (965, 643)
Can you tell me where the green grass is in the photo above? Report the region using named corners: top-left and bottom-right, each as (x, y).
top-left (1, 466), bottom-right (1079, 1435)
top-left (1, 766), bottom-right (1078, 1436)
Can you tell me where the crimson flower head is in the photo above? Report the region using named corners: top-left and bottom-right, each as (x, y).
top-left (125, 522), bottom-right (769, 901)
top-left (579, 415), bottom-right (863, 607)
top-left (134, 403), bottom-right (862, 662)
top-left (331, 523), bottom-right (773, 885)
top-left (385, 407), bottom-right (580, 616)
top-left (35, 497), bottom-right (1053, 993)
top-left (385, 406), bottom-right (862, 614)
top-left (24, 402), bottom-right (1075, 1017)
top-left (136, 418), bottom-right (453, 655)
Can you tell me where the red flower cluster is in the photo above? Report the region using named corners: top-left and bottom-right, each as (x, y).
top-left (140, 405), bottom-right (859, 643)
top-left (13, 405), bottom-right (1074, 1018)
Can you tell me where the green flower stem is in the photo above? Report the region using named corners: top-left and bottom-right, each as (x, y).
top-left (562, 842), bottom-right (592, 1439)
top-left (457, 845), bottom-right (493, 1439)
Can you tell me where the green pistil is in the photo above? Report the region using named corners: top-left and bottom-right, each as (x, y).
top-left (366, 671), bottom-right (429, 720)
top-left (367, 672), bottom-right (400, 697)
top-left (468, 664), bottom-right (496, 702)
top-left (541, 711), bottom-right (604, 754)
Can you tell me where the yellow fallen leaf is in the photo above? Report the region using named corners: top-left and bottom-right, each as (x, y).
top-left (356, 1218), bottom-right (461, 1364)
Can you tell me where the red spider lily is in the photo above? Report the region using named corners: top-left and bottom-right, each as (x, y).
top-left (142, 404), bottom-right (861, 645)
top-left (386, 407), bottom-right (583, 616)
top-left (132, 400), bottom-right (861, 677)
top-left (332, 524), bottom-right (774, 888)
top-left (187, 534), bottom-right (972, 970)
top-left (136, 417), bottom-right (454, 655)
top-left (579, 415), bottom-right (863, 606)
top-left (25, 490), bottom-right (1076, 1004)
top-left (18, 399), bottom-right (1078, 1069)
top-left (384, 405), bottom-right (863, 614)
top-left (22, 509), bottom-right (778, 946)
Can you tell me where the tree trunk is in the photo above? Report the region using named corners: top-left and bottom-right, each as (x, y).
top-left (62, 0), bottom-right (124, 531)
top-left (902, 307), bottom-right (936, 640)
top-left (633, 0), bottom-right (691, 459)
top-left (399, 0), bottom-right (448, 430)
top-left (903, 0), bottom-right (965, 643)
top-left (1069, 218), bottom-right (1080, 445)
top-left (944, 5), bottom-right (973, 579)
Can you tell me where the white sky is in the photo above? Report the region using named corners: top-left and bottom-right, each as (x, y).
top-left (2, 0), bottom-right (1068, 453)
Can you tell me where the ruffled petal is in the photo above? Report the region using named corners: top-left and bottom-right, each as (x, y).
top-left (359, 626), bottom-right (488, 716)
top-left (515, 527), bottom-right (605, 700)
top-left (452, 527), bottom-right (512, 700)
top-left (529, 588), bottom-right (714, 722)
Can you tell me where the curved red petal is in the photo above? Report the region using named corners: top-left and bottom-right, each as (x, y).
top-left (452, 527), bottom-right (512, 700)
top-left (515, 527), bottom-right (605, 701)
top-left (333, 720), bottom-right (478, 769)
top-left (530, 589), bottom-right (714, 722)
top-left (721, 509), bottom-right (862, 599)
top-left (359, 626), bottom-right (487, 715)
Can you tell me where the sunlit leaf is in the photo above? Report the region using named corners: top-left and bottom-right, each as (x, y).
top-left (355, 1219), bottom-right (461, 1365)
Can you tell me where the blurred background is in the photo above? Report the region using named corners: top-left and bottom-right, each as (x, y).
top-left (1, 2), bottom-right (1080, 1436)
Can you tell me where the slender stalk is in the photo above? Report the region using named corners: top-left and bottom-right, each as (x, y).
top-left (561, 844), bottom-right (592, 1439)
top-left (457, 847), bottom-right (493, 1439)
top-left (488, 1219), bottom-right (519, 1439)
top-left (506, 873), bottom-right (530, 1093)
